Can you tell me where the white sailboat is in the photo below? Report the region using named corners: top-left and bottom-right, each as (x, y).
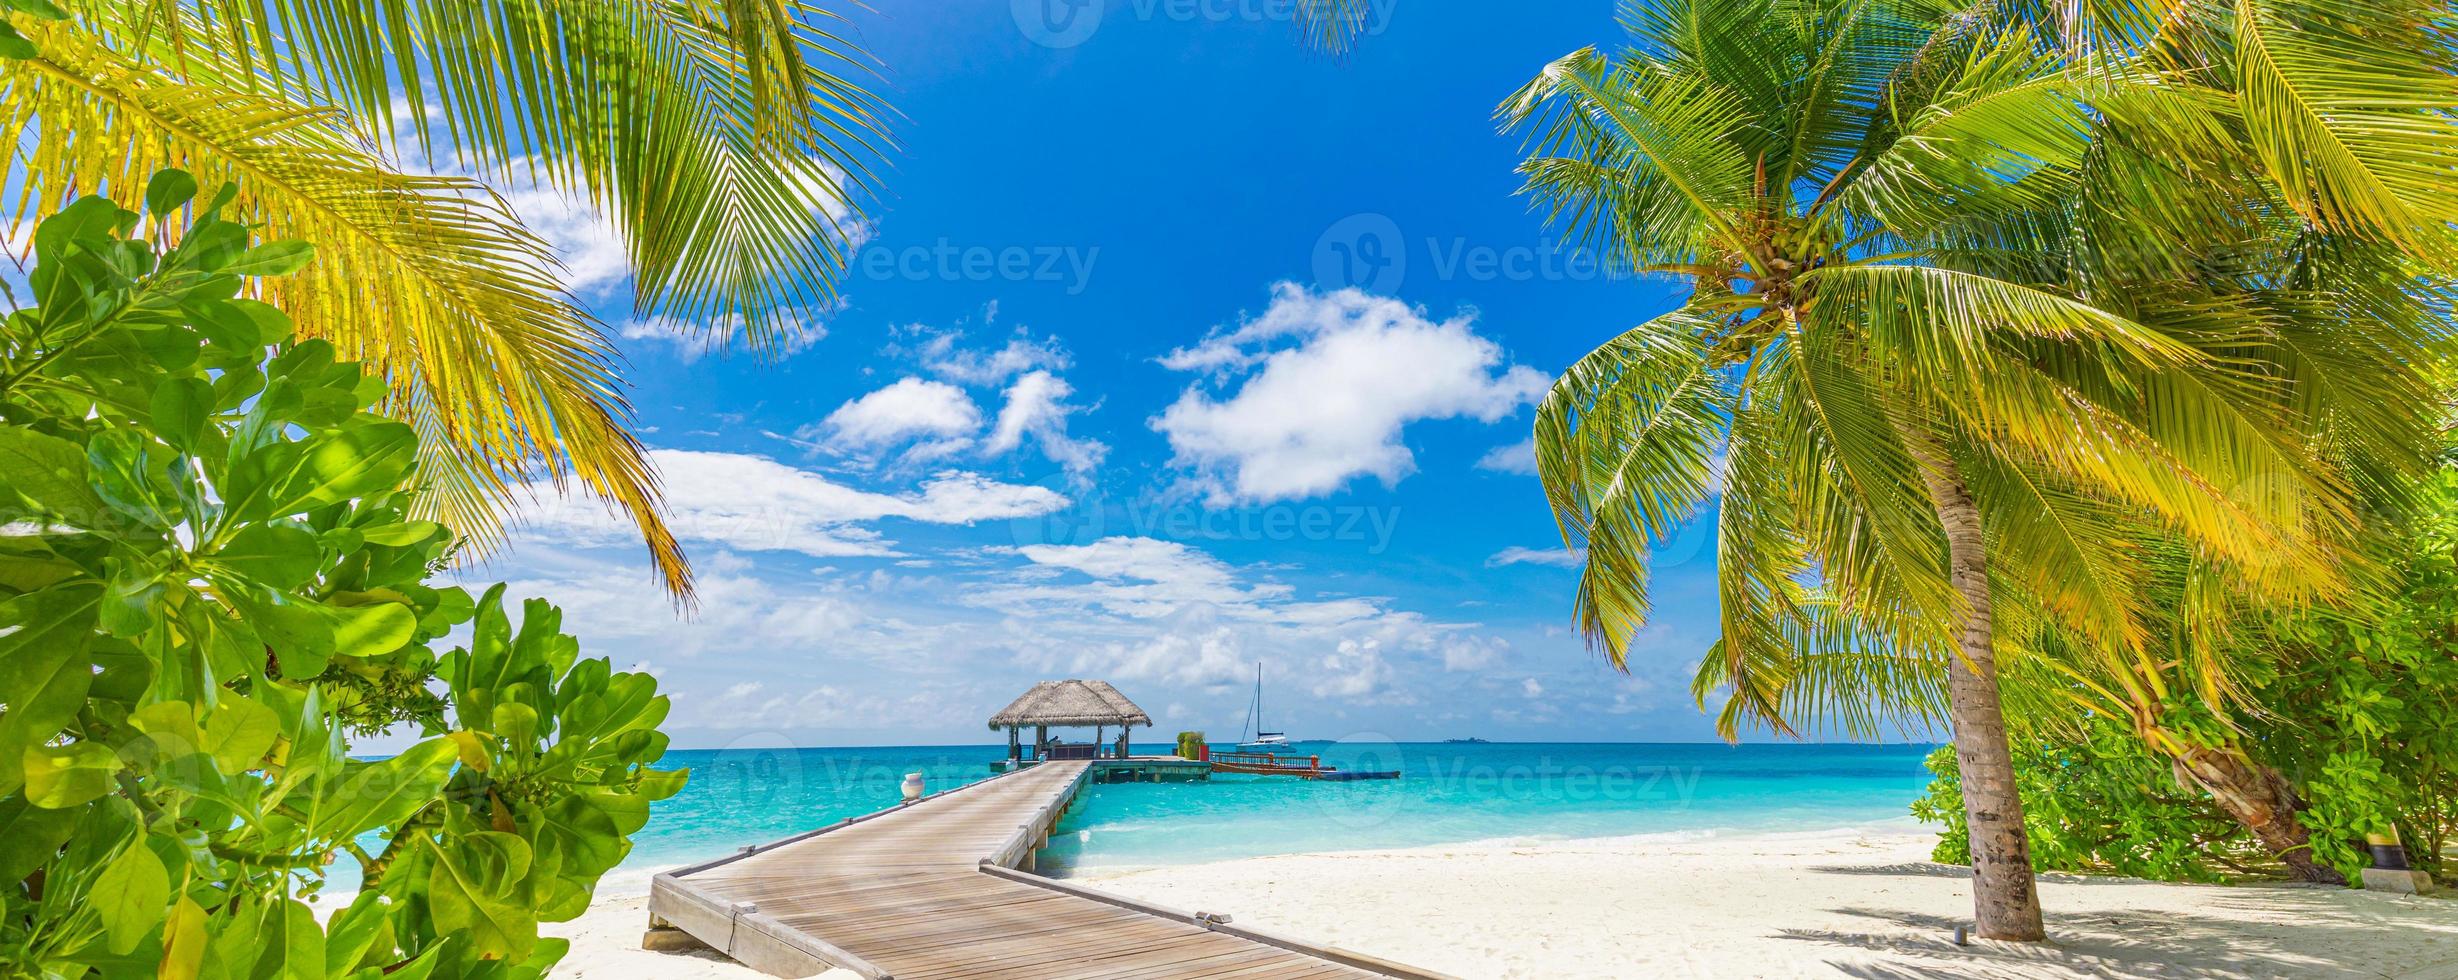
top-left (1235, 662), bottom-right (1289, 750)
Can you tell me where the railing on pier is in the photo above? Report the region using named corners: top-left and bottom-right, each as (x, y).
top-left (1208, 750), bottom-right (1331, 777)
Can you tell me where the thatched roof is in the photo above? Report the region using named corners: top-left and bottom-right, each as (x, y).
top-left (987, 680), bottom-right (1153, 730)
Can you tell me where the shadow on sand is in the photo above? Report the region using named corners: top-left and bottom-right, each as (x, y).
top-left (1781, 863), bottom-right (2458, 979)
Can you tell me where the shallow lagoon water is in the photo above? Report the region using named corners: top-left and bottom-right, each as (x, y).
top-left (625, 742), bottom-right (1937, 877)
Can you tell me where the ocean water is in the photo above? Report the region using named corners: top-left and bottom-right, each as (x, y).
top-left (621, 741), bottom-right (1941, 880)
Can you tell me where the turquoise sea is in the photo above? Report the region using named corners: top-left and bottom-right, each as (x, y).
top-left (620, 742), bottom-right (1941, 880)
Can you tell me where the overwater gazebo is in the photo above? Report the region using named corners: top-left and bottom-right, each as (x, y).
top-left (989, 679), bottom-right (1152, 763)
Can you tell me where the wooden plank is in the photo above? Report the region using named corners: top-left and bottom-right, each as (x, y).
top-left (650, 759), bottom-right (1424, 979)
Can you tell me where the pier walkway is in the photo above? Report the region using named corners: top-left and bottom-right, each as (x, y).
top-left (646, 761), bottom-right (1447, 980)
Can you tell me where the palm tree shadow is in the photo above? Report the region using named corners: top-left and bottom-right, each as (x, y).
top-left (1807, 862), bottom-right (2197, 888)
top-left (1779, 895), bottom-right (2458, 979)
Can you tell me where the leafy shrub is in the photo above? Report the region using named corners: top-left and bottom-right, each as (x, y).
top-left (1175, 731), bottom-right (1206, 759)
top-left (1916, 457), bottom-right (2458, 884)
top-left (1912, 720), bottom-right (2263, 883)
top-left (2243, 459), bottom-right (2458, 880)
top-left (0, 173), bottom-right (683, 978)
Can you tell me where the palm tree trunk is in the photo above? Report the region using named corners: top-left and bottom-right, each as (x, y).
top-left (2169, 744), bottom-right (2346, 883)
top-left (1910, 435), bottom-right (2049, 942)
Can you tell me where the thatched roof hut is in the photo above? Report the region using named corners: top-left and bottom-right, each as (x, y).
top-left (987, 679), bottom-right (1152, 730)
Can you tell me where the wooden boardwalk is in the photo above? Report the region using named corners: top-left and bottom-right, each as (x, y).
top-left (647, 761), bottom-right (1449, 980)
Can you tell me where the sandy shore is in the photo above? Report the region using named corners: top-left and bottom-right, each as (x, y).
top-left (549, 829), bottom-right (2458, 979)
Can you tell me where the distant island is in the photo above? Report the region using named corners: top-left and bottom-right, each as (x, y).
top-left (1442, 737), bottom-right (1491, 744)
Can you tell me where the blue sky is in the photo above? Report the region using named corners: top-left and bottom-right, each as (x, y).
top-left (458, 1), bottom-right (1753, 748)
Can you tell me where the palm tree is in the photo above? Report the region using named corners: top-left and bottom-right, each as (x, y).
top-left (1499, 0), bottom-right (2445, 938)
top-left (1645, 0), bottom-right (2452, 886)
top-left (1, 0), bottom-right (892, 599)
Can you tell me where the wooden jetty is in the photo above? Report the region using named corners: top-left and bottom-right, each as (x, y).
top-left (646, 761), bottom-right (1449, 979)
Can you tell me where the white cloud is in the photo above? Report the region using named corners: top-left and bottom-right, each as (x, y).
top-left (511, 449), bottom-right (1065, 558)
top-left (986, 370), bottom-right (1108, 476)
top-left (1487, 546), bottom-right (1584, 568)
top-left (1154, 284), bottom-right (1548, 503)
top-left (620, 307), bottom-right (834, 364)
top-left (1522, 677), bottom-right (1546, 698)
top-left (819, 378), bottom-right (983, 454)
top-left (1477, 437), bottom-right (1538, 475)
top-left (455, 549), bottom-right (876, 665)
top-left (975, 536), bottom-right (1488, 704)
top-left (913, 329), bottom-right (1070, 385)
top-left (1439, 633), bottom-right (1507, 672)
top-left (495, 186), bottom-right (632, 298)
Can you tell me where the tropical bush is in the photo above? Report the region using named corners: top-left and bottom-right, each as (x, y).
top-left (1175, 732), bottom-right (1207, 760)
top-left (1917, 456), bottom-right (2458, 883)
top-left (1913, 734), bottom-right (2266, 884)
top-left (0, 175), bottom-right (683, 978)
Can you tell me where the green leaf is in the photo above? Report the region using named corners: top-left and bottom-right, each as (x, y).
top-left (5, 0), bottom-right (67, 20)
top-left (23, 741), bottom-right (121, 808)
top-left (222, 240), bottom-right (317, 277)
top-left (426, 833), bottom-right (537, 960)
top-left (0, 584), bottom-right (101, 795)
top-left (144, 169), bottom-right (199, 216)
top-left (100, 557), bottom-right (166, 637)
top-left (223, 422), bottom-right (418, 522)
top-left (248, 898), bottom-right (325, 980)
top-left (129, 699), bottom-right (204, 756)
top-left (254, 601), bottom-right (336, 678)
top-left (87, 429), bottom-right (189, 528)
top-left (0, 795), bottom-right (79, 883)
top-left (148, 377), bottom-right (214, 453)
top-left (331, 602), bottom-right (417, 656)
top-left (0, 21), bottom-right (35, 60)
top-left (92, 837), bottom-right (170, 954)
top-left (189, 298), bottom-right (291, 350)
top-left (212, 523), bottom-right (322, 590)
top-left (203, 694), bottom-right (282, 774)
top-left (359, 521), bottom-right (443, 547)
top-left (0, 425), bottom-right (108, 522)
top-left (313, 738), bottom-right (455, 840)
top-left (321, 892), bottom-right (391, 975)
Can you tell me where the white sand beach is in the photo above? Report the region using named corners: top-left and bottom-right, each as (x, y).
top-left (547, 828), bottom-right (2458, 980)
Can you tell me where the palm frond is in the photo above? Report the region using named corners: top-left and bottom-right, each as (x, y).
top-left (2, 21), bottom-right (692, 597)
top-left (1535, 308), bottom-right (1731, 664)
top-left (66, 0), bottom-right (891, 354)
top-left (1699, 376), bottom-right (1819, 736)
top-left (2227, 0), bottom-right (2458, 258)
top-left (1501, 48), bottom-right (1758, 258)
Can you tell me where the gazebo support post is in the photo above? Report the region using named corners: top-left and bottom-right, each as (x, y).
top-left (1034, 725), bottom-right (1047, 761)
top-left (1094, 725), bottom-right (1104, 759)
top-left (1116, 729), bottom-right (1130, 760)
top-left (1007, 726), bottom-right (1020, 764)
